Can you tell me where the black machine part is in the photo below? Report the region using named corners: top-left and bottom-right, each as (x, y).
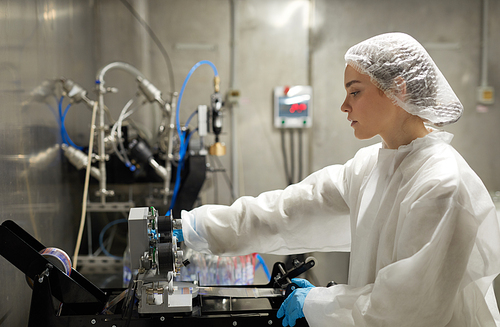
top-left (0, 219), bottom-right (313, 327)
top-left (0, 220), bottom-right (106, 306)
top-left (128, 138), bottom-right (153, 164)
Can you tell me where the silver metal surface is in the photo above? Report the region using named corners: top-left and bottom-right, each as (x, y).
top-left (86, 201), bottom-right (135, 213)
top-left (197, 286), bottom-right (283, 298)
top-left (77, 255), bottom-right (123, 276)
top-left (0, 2), bottom-right (96, 326)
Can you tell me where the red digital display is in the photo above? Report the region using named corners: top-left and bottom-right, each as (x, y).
top-left (290, 103), bottom-right (307, 113)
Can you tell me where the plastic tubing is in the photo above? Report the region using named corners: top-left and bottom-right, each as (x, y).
top-left (169, 60), bottom-right (218, 211)
top-left (58, 96), bottom-right (84, 150)
top-left (99, 218), bottom-right (127, 260)
top-left (255, 254), bottom-right (271, 282)
top-left (73, 101), bottom-right (98, 269)
top-left (176, 60), bottom-right (219, 143)
top-left (110, 98), bottom-right (136, 171)
top-left (169, 128), bottom-right (197, 211)
top-left (185, 109), bottom-right (199, 128)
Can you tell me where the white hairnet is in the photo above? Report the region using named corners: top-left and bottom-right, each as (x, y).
top-left (345, 32), bottom-right (463, 126)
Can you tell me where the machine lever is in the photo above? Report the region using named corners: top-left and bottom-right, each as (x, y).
top-left (275, 258), bottom-right (315, 287)
top-left (284, 282), bottom-right (299, 298)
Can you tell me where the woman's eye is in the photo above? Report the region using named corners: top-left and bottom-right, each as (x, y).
top-left (350, 91), bottom-right (359, 96)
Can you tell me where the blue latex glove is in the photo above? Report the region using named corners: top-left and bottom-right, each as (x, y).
top-left (173, 229), bottom-right (184, 242)
top-left (277, 278), bottom-right (315, 327)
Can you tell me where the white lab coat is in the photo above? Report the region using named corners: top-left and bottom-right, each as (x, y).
top-left (182, 130), bottom-right (500, 326)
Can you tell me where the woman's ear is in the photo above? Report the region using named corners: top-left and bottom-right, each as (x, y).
top-left (393, 76), bottom-right (407, 100)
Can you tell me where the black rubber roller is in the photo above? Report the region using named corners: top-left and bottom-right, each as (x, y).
top-left (157, 242), bottom-right (174, 275)
top-left (157, 215), bottom-right (173, 243)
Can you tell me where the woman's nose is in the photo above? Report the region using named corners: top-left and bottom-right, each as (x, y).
top-left (341, 98), bottom-right (350, 112)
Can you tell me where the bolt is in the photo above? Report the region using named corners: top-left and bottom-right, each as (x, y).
top-left (233, 321), bottom-right (238, 326)
top-left (268, 320), bottom-right (273, 325)
top-left (90, 319), bottom-right (96, 325)
top-left (160, 316), bottom-right (165, 322)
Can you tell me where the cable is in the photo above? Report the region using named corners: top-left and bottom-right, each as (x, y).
top-left (185, 109), bottom-right (198, 128)
top-left (118, 0), bottom-right (175, 93)
top-left (281, 129), bottom-right (292, 185)
top-left (123, 273), bottom-right (138, 327)
top-left (73, 101), bottom-right (98, 269)
top-left (298, 129), bottom-right (303, 181)
top-left (99, 219), bottom-right (127, 260)
top-left (169, 60), bottom-right (219, 211)
top-left (290, 130), bottom-right (295, 185)
top-left (213, 155), bottom-right (235, 202)
top-left (110, 98), bottom-right (138, 171)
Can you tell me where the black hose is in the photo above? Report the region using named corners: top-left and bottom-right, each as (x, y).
top-left (118, 0), bottom-right (176, 94)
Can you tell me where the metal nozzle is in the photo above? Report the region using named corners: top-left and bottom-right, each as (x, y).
top-left (61, 144), bottom-right (101, 181)
top-left (214, 76), bottom-right (220, 93)
top-left (209, 142), bottom-right (226, 156)
top-left (137, 76), bottom-right (167, 108)
top-left (60, 78), bottom-right (95, 108)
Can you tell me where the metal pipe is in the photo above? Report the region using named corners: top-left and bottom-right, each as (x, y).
top-left (95, 62), bottom-right (147, 203)
top-left (229, 0), bottom-right (239, 200)
top-left (306, 0), bottom-right (315, 181)
top-left (149, 158), bottom-right (168, 180)
top-left (96, 61), bottom-right (146, 84)
top-left (95, 61), bottom-right (175, 204)
top-left (164, 94), bottom-right (177, 205)
top-left (98, 91), bottom-right (107, 203)
top-left (480, 0), bottom-right (489, 87)
top-left (61, 144), bottom-right (101, 181)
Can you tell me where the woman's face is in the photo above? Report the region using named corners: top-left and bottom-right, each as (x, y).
top-left (341, 65), bottom-right (399, 141)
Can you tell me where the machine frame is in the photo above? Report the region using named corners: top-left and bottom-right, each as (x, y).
top-left (0, 218), bottom-right (312, 327)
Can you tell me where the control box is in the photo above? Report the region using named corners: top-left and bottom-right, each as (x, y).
top-left (274, 85), bottom-right (313, 128)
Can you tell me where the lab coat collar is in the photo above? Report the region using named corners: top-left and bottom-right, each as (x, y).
top-left (380, 129), bottom-right (453, 152)
top-left (378, 129), bottom-right (453, 176)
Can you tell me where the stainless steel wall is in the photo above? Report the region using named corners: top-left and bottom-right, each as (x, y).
top-left (0, 1), bottom-right (96, 326)
top-left (1, 0), bottom-right (499, 325)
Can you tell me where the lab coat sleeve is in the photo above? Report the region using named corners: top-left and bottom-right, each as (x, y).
top-left (181, 164), bottom-right (352, 256)
top-left (303, 174), bottom-right (500, 327)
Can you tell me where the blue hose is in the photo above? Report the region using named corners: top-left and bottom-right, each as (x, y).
top-left (169, 128), bottom-right (197, 211)
top-left (99, 218), bottom-right (127, 260)
top-left (176, 60), bottom-right (218, 142)
top-left (255, 254), bottom-right (271, 282)
top-left (169, 61), bottom-right (218, 212)
top-left (58, 96), bottom-right (84, 150)
top-left (185, 109), bottom-right (199, 129)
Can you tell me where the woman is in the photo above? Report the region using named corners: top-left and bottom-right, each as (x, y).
top-left (180, 33), bottom-right (500, 326)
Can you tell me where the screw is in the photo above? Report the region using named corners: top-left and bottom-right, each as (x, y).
top-left (233, 321), bottom-right (238, 326)
top-left (160, 316), bottom-right (165, 322)
top-left (268, 320), bottom-right (273, 325)
top-left (90, 319), bottom-right (96, 325)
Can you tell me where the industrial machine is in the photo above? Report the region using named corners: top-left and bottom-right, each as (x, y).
top-left (55, 61), bottom-right (221, 215)
top-left (12, 58), bottom-right (315, 327)
top-left (0, 207), bottom-right (314, 327)
top-left (29, 60), bottom-right (230, 271)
